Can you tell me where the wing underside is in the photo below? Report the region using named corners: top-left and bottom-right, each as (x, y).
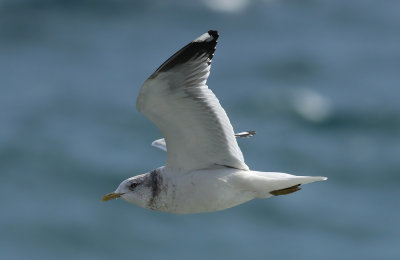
top-left (137, 30), bottom-right (248, 172)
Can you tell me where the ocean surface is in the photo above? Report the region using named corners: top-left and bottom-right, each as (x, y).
top-left (1, 0), bottom-right (400, 259)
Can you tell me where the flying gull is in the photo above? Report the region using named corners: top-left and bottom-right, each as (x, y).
top-left (102, 30), bottom-right (327, 214)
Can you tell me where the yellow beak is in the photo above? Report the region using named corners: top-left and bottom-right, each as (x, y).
top-left (102, 192), bottom-right (124, 202)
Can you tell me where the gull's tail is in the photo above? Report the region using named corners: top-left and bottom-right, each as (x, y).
top-left (246, 171), bottom-right (327, 198)
top-left (269, 176), bottom-right (327, 196)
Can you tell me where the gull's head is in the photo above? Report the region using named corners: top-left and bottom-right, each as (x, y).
top-left (102, 173), bottom-right (153, 208)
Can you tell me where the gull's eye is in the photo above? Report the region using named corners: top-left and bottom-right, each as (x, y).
top-left (129, 182), bottom-right (139, 191)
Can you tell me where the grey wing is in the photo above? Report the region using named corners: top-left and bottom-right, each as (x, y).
top-left (137, 30), bottom-right (248, 171)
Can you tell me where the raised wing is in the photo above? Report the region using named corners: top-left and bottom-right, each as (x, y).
top-left (152, 131), bottom-right (256, 152)
top-left (137, 30), bottom-right (249, 172)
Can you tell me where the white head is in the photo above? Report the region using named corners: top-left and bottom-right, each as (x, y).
top-left (102, 171), bottom-right (159, 209)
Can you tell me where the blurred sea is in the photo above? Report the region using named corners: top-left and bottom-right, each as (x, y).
top-left (1, 0), bottom-right (400, 259)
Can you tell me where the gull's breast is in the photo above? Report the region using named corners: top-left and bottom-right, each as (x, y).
top-left (153, 167), bottom-right (255, 214)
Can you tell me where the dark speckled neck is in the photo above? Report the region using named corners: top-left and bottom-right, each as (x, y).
top-left (147, 168), bottom-right (163, 209)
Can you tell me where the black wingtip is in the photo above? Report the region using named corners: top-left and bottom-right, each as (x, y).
top-left (150, 30), bottom-right (219, 76)
top-left (208, 30), bottom-right (219, 40)
top-left (248, 130), bottom-right (256, 136)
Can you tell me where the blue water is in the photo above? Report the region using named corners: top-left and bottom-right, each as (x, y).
top-left (1, 0), bottom-right (400, 259)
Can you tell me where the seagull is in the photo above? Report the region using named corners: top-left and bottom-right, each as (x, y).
top-left (102, 30), bottom-right (327, 214)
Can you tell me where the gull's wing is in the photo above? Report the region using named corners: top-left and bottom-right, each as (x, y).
top-left (152, 131), bottom-right (256, 152)
top-left (234, 131), bottom-right (256, 138)
top-left (137, 30), bottom-right (249, 172)
top-left (152, 138), bottom-right (167, 152)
